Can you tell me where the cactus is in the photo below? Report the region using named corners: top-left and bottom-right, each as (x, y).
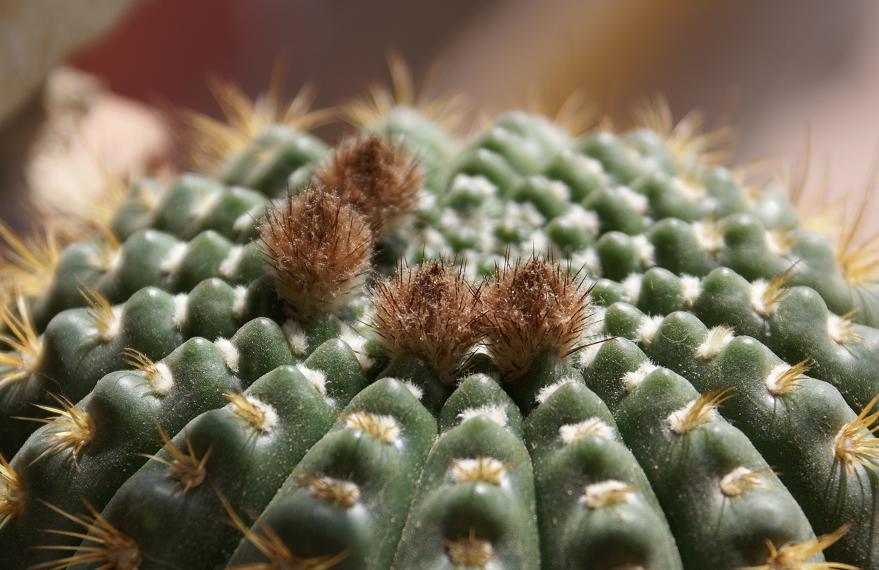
top-left (0, 69), bottom-right (877, 570)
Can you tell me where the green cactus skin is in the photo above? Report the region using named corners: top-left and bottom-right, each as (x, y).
top-left (228, 378), bottom-right (436, 569)
top-left (394, 376), bottom-right (539, 569)
top-left (601, 308), bottom-right (879, 565)
top-left (525, 381), bottom-right (682, 569)
top-left (77, 365), bottom-right (337, 569)
top-left (2, 97), bottom-right (879, 570)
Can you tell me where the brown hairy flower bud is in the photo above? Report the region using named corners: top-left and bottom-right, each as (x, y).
top-left (481, 257), bottom-right (595, 380)
top-left (371, 260), bottom-right (483, 381)
top-left (259, 186), bottom-right (373, 321)
top-left (315, 134), bottom-right (423, 237)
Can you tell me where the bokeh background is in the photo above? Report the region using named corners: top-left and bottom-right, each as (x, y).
top-left (2, 0), bottom-right (878, 234)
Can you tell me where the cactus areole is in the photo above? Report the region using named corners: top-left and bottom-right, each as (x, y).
top-left (1, 72), bottom-right (878, 570)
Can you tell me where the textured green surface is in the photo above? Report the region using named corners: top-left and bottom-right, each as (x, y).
top-left (1, 103), bottom-right (878, 570)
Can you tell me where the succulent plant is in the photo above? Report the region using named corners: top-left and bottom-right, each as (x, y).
top-left (0, 67), bottom-right (877, 570)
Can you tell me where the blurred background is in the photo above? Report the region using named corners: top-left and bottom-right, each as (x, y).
top-left (2, 0), bottom-right (878, 232)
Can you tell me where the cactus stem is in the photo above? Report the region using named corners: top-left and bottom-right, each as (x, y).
top-left (667, 388), bottom-right (733, 435)
top-left (739, 524), bottom-right (857, 570)
top-left (80, 286), bottom-right (121, 342)
top-left (0, 296), bottom-right (42, 390)
top-left (122, 347), bottom-right (174, 396)
top-left (224, 391), bottom-right (278, 434)
top-left (0, 453), bottom-right (24, 528)
top-left (32, 500), bottom-right (141, 570)
top-left (450, 457), bottom-right (508, 485)
top-left (141, 420), bottom-right (211, 494)
top-left (834, 393), bottom-right (879, 473)
top-left (0, 224), bottom-right (60, 304)
top-left (765, 360), bottom-right (810, 397)
top-left (342, 411), bottom-right (401, 444)
top-left (308, 476), bottom-right (361, 508)
top-left (218, 491), bottom-right (349, 570)
top-left (445, 528), bottom-right (495, 568)
top-left (371, 259), bottom-right (483, 381)
top-left (260, 187), bottom-right (374, 321)
top-left (315, 134), bottom-right (423, 237)
top-left (559, 418), bottom-right (616, 445)
top-left (719, 467), bottom-right (771, 498)
top-left (16, 394), bottom-right (94, 469)
top-left (581, 480), bottom-right (637, 509)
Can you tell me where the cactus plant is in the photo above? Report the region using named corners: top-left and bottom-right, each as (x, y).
top-left (0, 67), bottom-right (877, 570)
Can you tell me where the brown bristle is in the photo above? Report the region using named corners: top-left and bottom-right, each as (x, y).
top-left (344, 53), bottom-right (466, 133)
top-left (217, 491), bottom-right (349, 569)
top-left (739, 524), bottom-right (856, 570)
top-left (370, 260), bottom-right (483, 381)
top-left (17, 394), bottom-right (94, 469)
top-left (834, 393), bottom-right (879, 473)
top-left (141, 420), bottom-right (211, 494)
top-left (480, 257), bottom-right (595, 380)
top-left (445, 529), bottom-right (494, 568)
top-left (186, 69), bottom-right (331, 172)
top-left (308, 476), bottom-right (361, 508)
top-left (0, 453), bottom-right (25, 528)
top-left (0, 295), bottom-right (42, 391)
top-left (33, 501), bottom-right (141, 570)
top-left (0, 224), bottom-right (60, 304)
top-left (259, 187), bottom-right (374, 321)
top-left (315, 135), bottom-right (423, 237)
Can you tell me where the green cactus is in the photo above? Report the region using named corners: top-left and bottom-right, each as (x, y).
top-left (0, 71), bottom-right (877, 570)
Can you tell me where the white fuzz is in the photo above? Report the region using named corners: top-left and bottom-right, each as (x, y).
top-left (636, 315), bottom-right (664, 346)
top-left (582, 480), bottom-right (635, 509)
top-left (720, 466), bottom-right (766, 497)
top-left (667, 399), bottom-right (716, 434)
top-left (827, 314), bottom-right (852, 344)
top-left (765, 230), bottom-right (790, 256)
top-left (559, 205), bottom-right (600, 236)
top-left (173, 294), bottom-right (189, 328)
top-left (297, 363), bottom-right (327, 397)
top-left (574, 337), bottom-right (604, 369)
top-left (680, 275), bottom-right (702, 307)
top-left (546, 178), bottom-right (571, 202)
top-left (232, 285), bottom-right (248, 317)
top-left (243, 395), bottom-right (279, 432)
top-left (339, 323), bottom-right (374, 370)
top-left (150, 362), bottom-right (174, 395)
top-left (399, 379), bottom-right (424, 401)
top-left (695, 326), bottom-right (734, 360)
top-left (692, 221), bottom-right (723, 253)
top-left (527, 230), bottom-right (550, 254)
top-left (450, 457), bottom-right (507, 485)
top-left (749, 279), bottom-right (773, 316)
top-left (100, 307), bottom-right (123, 341)
top-left (219, 245), bottom-right (245, 278)
top-left (105, 248), bottom-right (124, 272)
top-left (160, 243), bottom-right (187, 274)
top-left (622, 361), bottom-right (658, 393)
top-left (675, 178), bottom-right (705, 200)
top-left (617, 186), bottom-right (648, 214)
top-left (344, 411), bottom-right (401, 444)
top-left (622, 274), bottom-right (643, 303)
top-left (536, 378), bottom-right (578, 404)
top-left (283, 319), bottom-right (308, 356)
top-left (631, 235), bottom-right (655, 267)
top-left (458, 405), bottom-right (508, 428)
top-left (214, 337), bottom-right (240, 373)
top-left (194, 190), bottom-right (223, 218)
top-left (571, 248), bottom-right (601, 278)
top-left (559, 418), bottom-right (616, 444)
top-left (765, 364), bottom-right (792, 396)
top-left (508, 201), bottom-right (545, 226)
top-left (233, 211), bottom-right (253, 233)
